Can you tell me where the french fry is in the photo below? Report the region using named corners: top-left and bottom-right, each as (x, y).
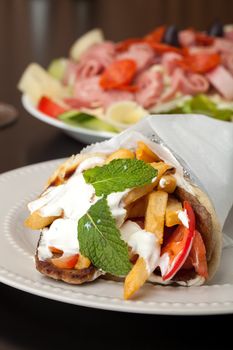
top-left (124, 183), bottom-right (155, 206)
top-left (157, 175), bottom-right (177, 193)
top-left (150, 162), bottom-right (174, 184)
top-left (126, 195), bottom-right (148, 218)
top-left (145, 191), bottom-right (168, 243)
top-left (75, 254), bottom-right (91, 269)
top-left (165, 196), bottom-right (182, 227)
top-left (124, 162), bottom-right (173, 206)
top-left (24, 210), bottom-right (59, 230)
top-left (136, 141), bottom-right (160, 163)
top-left (106, 148), bottom-right (135, 163)
top-left (124, 257), bottom-right (149, 300)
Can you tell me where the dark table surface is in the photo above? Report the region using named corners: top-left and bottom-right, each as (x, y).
top-left (0, 1), bottom-right (233, 349)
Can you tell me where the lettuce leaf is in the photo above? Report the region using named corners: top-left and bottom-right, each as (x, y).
top-left (166, 94), bottom-right (233, 121)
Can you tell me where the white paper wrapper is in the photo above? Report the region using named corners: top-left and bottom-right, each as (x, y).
top-left (82, 114), bottom-right (233, 244)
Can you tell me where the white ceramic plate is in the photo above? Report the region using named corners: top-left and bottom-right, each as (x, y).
top-left (1, 160), bottom-right (233, 315)
top-left (22, 94), bottom-right (116, 144)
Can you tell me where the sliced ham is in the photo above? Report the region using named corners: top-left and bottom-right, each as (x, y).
top-left (206, 65), bottom-right (233, 100)
top-left (160, 68), bottom-right (209, 102)
top-left (117, 43), bottom-right (155, 71)
top-left (178, 70), bottom-right (209, 95)
top-left (64, 42), bottom-right (116, 83)
top-left (75, 58), bottom-right (103, 79)
top-left (222, 53), bottom-right (233, 75)
top-left (73, 76), bottom-right (105, 108)
top-left (161, 52), bottom-right (183, 75)
top-left (213, 38), bottom-right (233, 54)
top-left (187, 46), bottom-right (218, 55)
top-left (102, 90), bottom-right (134, 109)
top-left (225, 30), bottom-right (233, 42)
top-left (135, 70), bottom-right (163, 108)
top-left (178, 30), bottom-right (196, 47)
top-left (80, 41), bottom-right (116, 67)
top-left (70, 75), bottom-right (134, 109)
top-left (63, 60), bottom-right (78, 86)
top-left (72, 42), bottom-right (116, 80)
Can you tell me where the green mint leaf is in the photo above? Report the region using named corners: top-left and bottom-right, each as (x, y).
top-left (83, 158), bottom-right (157, 196)
top-left (78, 197), bottom-right (132, 276)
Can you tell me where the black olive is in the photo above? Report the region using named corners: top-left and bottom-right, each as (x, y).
top-left (162, 25), bottom-right (180, 47)
top-left (207, 19), bottom-right (224, 37)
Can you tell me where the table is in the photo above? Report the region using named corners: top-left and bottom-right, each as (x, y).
top-left (0, 1), bottom-right (233, 348)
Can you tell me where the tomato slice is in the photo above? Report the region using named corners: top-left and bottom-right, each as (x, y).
top-left (51, 254), bottom-right (79, 269)
top-left (161, 201), bottom-right (196, 281)
top-left (99, 59), bottom-right (137, 90)
top-left (144, 26), bottom-right (166, 43)
top-left (38, 96), bottom-right (67, 118)
top-left (185, 230), bottom-right (208, 278)
top-left (178, 53), bottom-right (221, 73)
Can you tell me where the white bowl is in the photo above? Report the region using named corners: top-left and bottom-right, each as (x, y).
top-left (22, 94), bottom-right (116, 144)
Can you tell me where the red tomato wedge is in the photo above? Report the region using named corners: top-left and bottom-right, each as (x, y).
top-left (161, 201), bottom-right (196, 281)
top-left (51, 254), bottom-right (79, 269)
top-left (183, 230), bottom-right (208, 278)
top-left (178, 53), bottom-right (221, 73)
top-left (38, 96), bottom-right (67, 118)
top-left (99, 59), bottom-right (137, 90)
top-left (144, 26), bottom-right (166, 43)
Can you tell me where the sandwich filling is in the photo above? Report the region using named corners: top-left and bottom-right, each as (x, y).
top-left (25, 140), bottom-right (212, 299)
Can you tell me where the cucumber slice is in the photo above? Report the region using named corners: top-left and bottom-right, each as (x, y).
top-left (48, 58), bottom-right (67, 81)
top-left (59, 111), bottom-right (117, 132)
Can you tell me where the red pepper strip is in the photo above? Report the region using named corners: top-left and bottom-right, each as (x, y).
top-left (38, 96), bottom-right (67, 118)
top-left (184, 201), bottom-right (196, 234)
top-left (115, 38), bottom-right (144, 52)
top-left (161, 201), bottom-right (196, 281)
top-left (195, 32), bottom-right (214, 46)
top-left (148, 42), bottom-right (182, 54)
top-left (144, 25), bottom-right (166, 43)
top-left (99, 59), bottom-right (137, 90)
top-left (116, 26), bottom-right (165, 52)
top-left (177, 53), bottom-right (221, 73)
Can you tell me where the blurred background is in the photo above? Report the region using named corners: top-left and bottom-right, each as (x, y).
top-left (1, 0), bottom-right (233, 101)
top-left (1, 0), bottom-right (233, 170)
top-left (1, 0), bottom-right (233, 98)
top-left (0, 2), bottom-right (233, 349)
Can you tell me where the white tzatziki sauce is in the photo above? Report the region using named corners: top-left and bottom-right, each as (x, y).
top-left (28, 156), bottom-right (129, 261)
top-left (120, 220), bottom-right (161, 274)
top-left (177, 209), bottom-right (189, 228)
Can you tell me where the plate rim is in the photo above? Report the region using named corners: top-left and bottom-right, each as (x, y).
top-left (22, 94), bottom-right (116, 138)
top-left (1, 160), bottom-right (233, 315)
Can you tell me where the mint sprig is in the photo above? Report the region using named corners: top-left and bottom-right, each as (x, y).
top-left (78, 197), bottom-right (132, 276)
top-left (83, 158), bottom-right (157, 196)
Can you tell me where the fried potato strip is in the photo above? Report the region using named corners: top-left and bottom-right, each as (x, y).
top-left (24, 210), bottom-right (59, 230)
top-left (124, 257), bottom-right (149, 300)
top-left (145, 191), bottom-right (168, 243)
